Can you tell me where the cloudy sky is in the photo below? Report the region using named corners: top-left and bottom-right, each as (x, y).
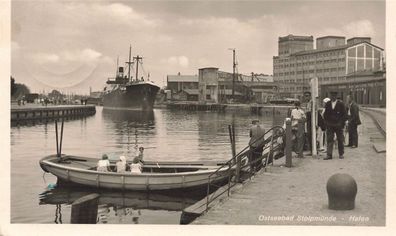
top-left (11, 0), bottom-right (385, 94)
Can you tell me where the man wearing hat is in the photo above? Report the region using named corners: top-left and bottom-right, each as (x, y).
top-left (323, 91), bottom-right (347, 160)
top-left (346, 95), bottom-right (361, 148)
top-left (249, 119), bottom-right (266, 171)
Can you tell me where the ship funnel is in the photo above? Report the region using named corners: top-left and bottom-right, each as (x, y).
top-left (118, 67), bottom-right (124, 76)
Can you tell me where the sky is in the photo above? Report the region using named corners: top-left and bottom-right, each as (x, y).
top-left (11, 0), bottom-right (385, 94)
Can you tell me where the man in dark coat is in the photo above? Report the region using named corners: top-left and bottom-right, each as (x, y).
top-left (323, 91), bottom-right (347, 160)
top-left (249, 120), bottom-right (266, 171)
top-left (346, 95), bottom-right (361, 148)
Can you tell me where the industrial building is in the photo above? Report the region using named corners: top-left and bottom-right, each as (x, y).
top-left (273, 34), bottom-right (385, 102)
top-left (167, 69), bottom-right (276, 103)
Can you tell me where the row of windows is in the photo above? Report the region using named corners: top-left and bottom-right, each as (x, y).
top-left (275, 50), bottom-right (345, 63)
top-left (280, 76), bottom-right (345, 87)
top-left (274, 58), bottom-right (346, 69)
top-left (274, 67), bottom-right (345, 76)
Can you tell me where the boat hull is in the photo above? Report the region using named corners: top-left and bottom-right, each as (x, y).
top-left (103, 83), bottom-right (160, 110)
top-left (40, 155), bottom-right (231, 191)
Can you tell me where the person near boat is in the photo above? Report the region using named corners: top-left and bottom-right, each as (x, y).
top-left (248, 120), bottom-right (266, 171)
top-left (97, 154), bottom-right (111, 172)
top-left (116, 155), bottom-right (128, 173)
top-left (135, 147), bottom-right (145, 163)
top-left (130, 157), bottom-right (143, 174)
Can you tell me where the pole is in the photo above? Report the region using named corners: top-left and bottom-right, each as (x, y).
top-left (228, 125), bottom-right (236, 162)
top-left (59, 119), bottom-right (64, 157)
top-left (55, 120), bottom-right (59, 157)
top-left (232, 49), bottom-right (236, 100)
top-left (311, 77), bottom-right (318, 158)
top-left (285, 118), bottom-right (292, 168)
top-left (127, 45), bottom-right (132, 81)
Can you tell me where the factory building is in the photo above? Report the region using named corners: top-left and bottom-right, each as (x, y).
top-left (273, 34), bottom-right (385, 100)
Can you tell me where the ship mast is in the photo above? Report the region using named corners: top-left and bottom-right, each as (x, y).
top-left (116, 56), bottom-right (119, 77)
top-left (134, 55), bottom-right (143, 81)
top-left (126, 45), bottom-right (133, 82)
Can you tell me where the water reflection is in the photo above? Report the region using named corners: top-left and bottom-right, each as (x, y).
top-left (39, 185), bottom-right (203, 224)
top-left (102, 109), bottom-right (156, 155)
top-left (102, 109), bottom-right (155, 126)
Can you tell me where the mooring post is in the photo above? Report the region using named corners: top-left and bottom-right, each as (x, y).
top-left (326, 173), bottom-right (357, 210)
top-left (285, 118), bottom-right (292, 168)
top-left (70, 193), bottom-right (100, 224)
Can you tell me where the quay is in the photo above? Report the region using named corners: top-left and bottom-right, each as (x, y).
top-left (165, 101), bottom-right (292, 115)
top-left (191, 109), bottom-right (386, 226)
top-left (11, 104), bottom-right (96, 124)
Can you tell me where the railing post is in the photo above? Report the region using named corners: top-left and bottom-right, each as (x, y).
top-left (227, 162), bottom-right (232, 196)
top-left (285, 118), bottom-right (292, 168)
top-left (206, 176), bottom-right (210, 211)
top-left (235, 154), bottom-right (241, 183)
top-left (228, 125), bottom-right (236, 165)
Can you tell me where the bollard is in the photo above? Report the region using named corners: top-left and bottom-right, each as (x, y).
top-left (285, 118), bottom-right (292, 168)
top-left (326, 173), bottom-right (357, 210)
top-left (71, 193), bottom-right (100, 224)
top-left (297, 119), bottom-right (305, 158)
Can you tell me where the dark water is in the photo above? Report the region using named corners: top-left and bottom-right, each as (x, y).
top-left (11, 106), bottom-right (286, 224)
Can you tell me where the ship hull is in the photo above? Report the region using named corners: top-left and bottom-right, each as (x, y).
top-left (103, 83), bottom-right (160, 110)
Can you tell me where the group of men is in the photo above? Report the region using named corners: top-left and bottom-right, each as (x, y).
top-left (248, 91), bottom-right (361, 170)
top-left (296, 91), bottom-right (361, 160)
top-left (322, 91), bottom-right (361, 159)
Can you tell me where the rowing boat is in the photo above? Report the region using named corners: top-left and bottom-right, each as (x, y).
top-left (40, 155), bottom-right (232, 191)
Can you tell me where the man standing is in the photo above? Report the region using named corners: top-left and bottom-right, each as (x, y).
top-left (323, 91), bottom-right (347, 160)
top-left (346, 95), bottom-right (361, 148)
top-left (249, 120), bottom-right (265, 171)
top-left (290, 101), bottom-right (306, 156)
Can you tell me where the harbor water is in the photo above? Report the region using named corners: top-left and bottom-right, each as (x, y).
top-left (11, 106), bottom-right (286, 224)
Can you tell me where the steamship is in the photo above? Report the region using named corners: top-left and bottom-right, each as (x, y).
top-left (103, 46), bottom-right (160, 110)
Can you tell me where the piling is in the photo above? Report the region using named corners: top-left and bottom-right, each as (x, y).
top-left (70, 193), bottom-right (100, 224)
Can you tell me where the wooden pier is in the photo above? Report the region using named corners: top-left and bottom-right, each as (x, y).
top-left (165, 101), bottom-right (293, 114)
top-left (11, 105), bottom-right (96, 124)
top-left (167, 102), bottom-right (227, 111)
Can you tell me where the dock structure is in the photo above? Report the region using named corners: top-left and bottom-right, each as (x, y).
top-left (191, 110), bottom-right (386, 226)
top-left (11, 105), bottom-right (96, 124)
top-left (165, 101), bottom-right (292, 114)
top-left (167, 102), bottom-right (227, 111)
